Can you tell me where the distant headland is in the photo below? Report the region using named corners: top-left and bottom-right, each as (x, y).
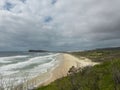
top-left (28, 50), bottom-right (66, 53)
top-left (28, 50), bottom-right (49, 52)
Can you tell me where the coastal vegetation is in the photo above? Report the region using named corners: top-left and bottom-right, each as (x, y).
top-left (36, 47), bottom-right (120, 90)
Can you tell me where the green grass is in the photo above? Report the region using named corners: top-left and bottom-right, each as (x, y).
top-left (36, 47), bottom-right (120, 90)
top-left (70, 47), bottom-right (120, 62)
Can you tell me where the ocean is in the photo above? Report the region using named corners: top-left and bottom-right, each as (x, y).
top-left (0, 52), bottom-right (59, 90)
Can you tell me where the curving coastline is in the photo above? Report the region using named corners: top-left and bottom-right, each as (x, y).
top-left (39, 54), bottom-right (99, 86)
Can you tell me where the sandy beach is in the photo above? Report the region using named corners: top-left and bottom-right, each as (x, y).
top-left (40, 53), bottom-right (99, 86)
top-left (7, 53), bottom-right (100, 90)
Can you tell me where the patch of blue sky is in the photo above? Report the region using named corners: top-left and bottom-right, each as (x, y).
top-left (3, 2), bottom-right (14, 11)
top-left (44, 16), bottom-right (53, 23)
top-left (51, 0), bottom-right (57, 5)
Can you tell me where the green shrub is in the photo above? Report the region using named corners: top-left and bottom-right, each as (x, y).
top-left (37, 48), bottom-right (120, 90)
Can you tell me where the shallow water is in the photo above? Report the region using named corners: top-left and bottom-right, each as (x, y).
top-left (0, 52), bottom-right (59, 90)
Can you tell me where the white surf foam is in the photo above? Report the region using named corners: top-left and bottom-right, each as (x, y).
top-left (0, 53), bottom-right (59, 76)
top-left (0, 53), bottom-right (60, 90)
top-left (0, 55), bottom-right (28, 63)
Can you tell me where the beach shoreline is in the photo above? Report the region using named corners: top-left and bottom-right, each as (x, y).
top-left (39, 53), bottom-right (99, 86)
top-left (14, 53), bottom-right (99, 90)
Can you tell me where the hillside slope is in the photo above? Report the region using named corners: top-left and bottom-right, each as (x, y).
top-left (36, 47), bottom-right (120, 90)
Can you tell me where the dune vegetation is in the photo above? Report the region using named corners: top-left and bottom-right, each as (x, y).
top-left (36, 47), bottom-right (120, 90)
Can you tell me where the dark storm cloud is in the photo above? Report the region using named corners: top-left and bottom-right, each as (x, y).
top-left (0, 0), bottom-right (120, 51)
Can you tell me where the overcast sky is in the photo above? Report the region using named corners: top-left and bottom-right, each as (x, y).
top-left (0, 0), bottom-right (120, 51)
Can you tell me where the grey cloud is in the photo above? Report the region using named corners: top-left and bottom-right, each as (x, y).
top-left (0, 0), bottom-right (120, 51)
top-left (20, 0), bottom-right (26, 3)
